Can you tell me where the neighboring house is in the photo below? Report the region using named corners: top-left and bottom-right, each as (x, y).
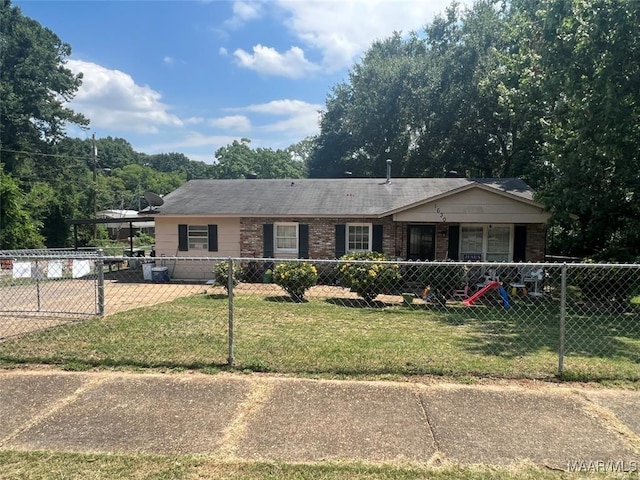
top-left (148, 177), bottom-right (550, 280)
top-left (97, 209), bottom-right (155, 240)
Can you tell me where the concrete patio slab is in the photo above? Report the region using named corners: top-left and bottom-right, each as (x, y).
top-left (239, 379), bottom-right (435, 462)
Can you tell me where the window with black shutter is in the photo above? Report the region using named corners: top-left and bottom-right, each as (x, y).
top-left (298, 224), bottom-right (309, 258)
top-left (207, 224), bottom-right (218, 252)
top-left (335, 224), bottom-right (346, 258)
top-left (178, 224), bottom-right (188, 251)
top-left (447, 225), bottom-right (460, 260)
top-left (263, 224), bottom-right (274, 258)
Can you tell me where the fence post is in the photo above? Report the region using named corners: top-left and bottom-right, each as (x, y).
top-left (97, 249), bottom-right (105, 316)
top-left (227, 257), bottom-right (234, 366)
top-left (35, 258), bottom-right (41, 312)
top-left (558, 263), bottom-right (567, 375)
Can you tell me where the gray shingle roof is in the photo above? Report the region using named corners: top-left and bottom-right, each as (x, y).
top-left (154, 178), bottom-right (537, 217)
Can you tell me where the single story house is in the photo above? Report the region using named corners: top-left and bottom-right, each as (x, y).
top-left (147, 177), bottom-right (550, 280)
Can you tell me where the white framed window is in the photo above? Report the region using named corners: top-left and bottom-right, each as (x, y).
top-left (188, 225), bottom-right (208, 250)
top-left (347, 223), bottom-right (372, 252)
top-left (460, 226), bottom-right (484, 261)
top-left (486, 226), bottom-right (511, 262)
top-left (275, 223), bottom-right (298, 253)
top-left (460, 224), bottom-right (512, 261)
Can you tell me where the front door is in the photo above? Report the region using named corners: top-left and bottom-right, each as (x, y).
top-left (407, 225), bottom-right (435, 261)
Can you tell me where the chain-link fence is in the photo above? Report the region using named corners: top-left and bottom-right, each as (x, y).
top-left (0, 252), bottom-right (638, 381)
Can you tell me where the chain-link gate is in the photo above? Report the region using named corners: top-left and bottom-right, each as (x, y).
top-left (0, 250), bottom-right (103, 341)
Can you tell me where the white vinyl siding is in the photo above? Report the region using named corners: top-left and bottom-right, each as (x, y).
top-left (394, 187), bottom-right (549, 224)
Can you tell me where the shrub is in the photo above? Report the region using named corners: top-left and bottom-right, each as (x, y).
top-left (337, 251), bottom-right (401, 302)
top-left (572, 259), bottom-right (639, 304)
top-left (273, 262), bottom-right (318, 302)
top-left (134, 232), bottom-right (155, 247)
top-left (213, 261), bottom-right (242, 293)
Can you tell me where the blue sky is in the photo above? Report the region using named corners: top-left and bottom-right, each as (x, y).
top-left (16, 0), bottom-right (461, 164)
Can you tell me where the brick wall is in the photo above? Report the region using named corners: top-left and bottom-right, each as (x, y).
top-left (240, 217), bottom-right (546, 261)
top-left (526, 223), bottom-right (546, 262)
top-left (240, 216), bottom-right (397, 259)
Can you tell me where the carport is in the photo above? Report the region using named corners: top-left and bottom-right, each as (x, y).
top-left (65, 216), bottom-right (155, 256)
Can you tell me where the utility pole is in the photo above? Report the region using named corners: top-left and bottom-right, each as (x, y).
top-left (92, 133), bottom-right (97, 239)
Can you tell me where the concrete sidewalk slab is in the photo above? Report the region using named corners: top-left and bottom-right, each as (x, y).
top-left (0, 372), bottom-right (88, 442)
top-left (419, 385), bottom-right (638, 468)
top-left (239, 379), bottom-right (435, 462)
top-left (7, 374), bottom-right (251, 455)
top-left (581, 389), bottom-right (640, 438)
top-left (1, 370), bottom-right (639, 469)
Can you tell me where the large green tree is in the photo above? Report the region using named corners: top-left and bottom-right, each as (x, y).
top-left (529, 0), bottom-right (640, 258)
top-left (0, 170), bottom-right (44, 248)
top-left (309, 0), bottom-right (640, 258)
top-left (0, 0), bottom-right (88, 248)
top-left (0, 0), bottom-right (88, 175)
top-left (139, 152), bottom-right (213, 179)
top-left (308, 1), bottom-right (532, 179)
top-left (213, 138), bottom-right (305, 179)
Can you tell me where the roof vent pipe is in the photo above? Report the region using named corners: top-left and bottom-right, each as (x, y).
top-left (385, 159), bottom-right (392, 184)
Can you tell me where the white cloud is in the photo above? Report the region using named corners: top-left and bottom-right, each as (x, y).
top-left (163, 56), bottom-right (175, 66)
top-left (67, 59), bottom-right (182, 134)
top-left (239, 99), bottom-right (321, 115)
top-left (233, 44), bottom-right (320, 78)
top-left (224, 0), bottom-right (263, 29)
top-left (135, 132), bottom-right (240, 156)
top-left (275, 0), bottom-right (458, 72)
top-left (219, 47), bottom-right (228, 56)
top-left (184, 116), bottom-right (205, 125)
top-left (210, 115), bottom-right (251, 131)
top-left (225, 0), bottom-right (463, 77)
top-left (132, 99), bottom-right (321, 164)
top-left (230, 99), bottom-right (322, 137)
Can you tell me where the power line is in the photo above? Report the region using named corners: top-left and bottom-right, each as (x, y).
top-left (0, 147), bottom-right (92, 161)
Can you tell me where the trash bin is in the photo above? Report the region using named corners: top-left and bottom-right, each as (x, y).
top-left (142, 262), bottom-right (154, 281)
top-left (151, 266), bottom-right (170, 283)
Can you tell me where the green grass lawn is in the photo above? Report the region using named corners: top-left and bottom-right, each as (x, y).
top-left (1, 292), bottom-right (639, 382)
top-left (1, 450), bottom-right (626, 480)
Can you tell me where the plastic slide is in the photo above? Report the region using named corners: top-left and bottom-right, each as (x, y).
top-left (463, 281), bottom-right (502, 306)
top-left (498, 285), bottom-right (510, 308)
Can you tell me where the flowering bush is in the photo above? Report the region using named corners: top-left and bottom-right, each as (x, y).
top-left (273, 262), bottom-right (318, 302)
top-left (337, 251), bottom-right (402, 302)
top-left (213, 261), bottom-right (242, 293)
